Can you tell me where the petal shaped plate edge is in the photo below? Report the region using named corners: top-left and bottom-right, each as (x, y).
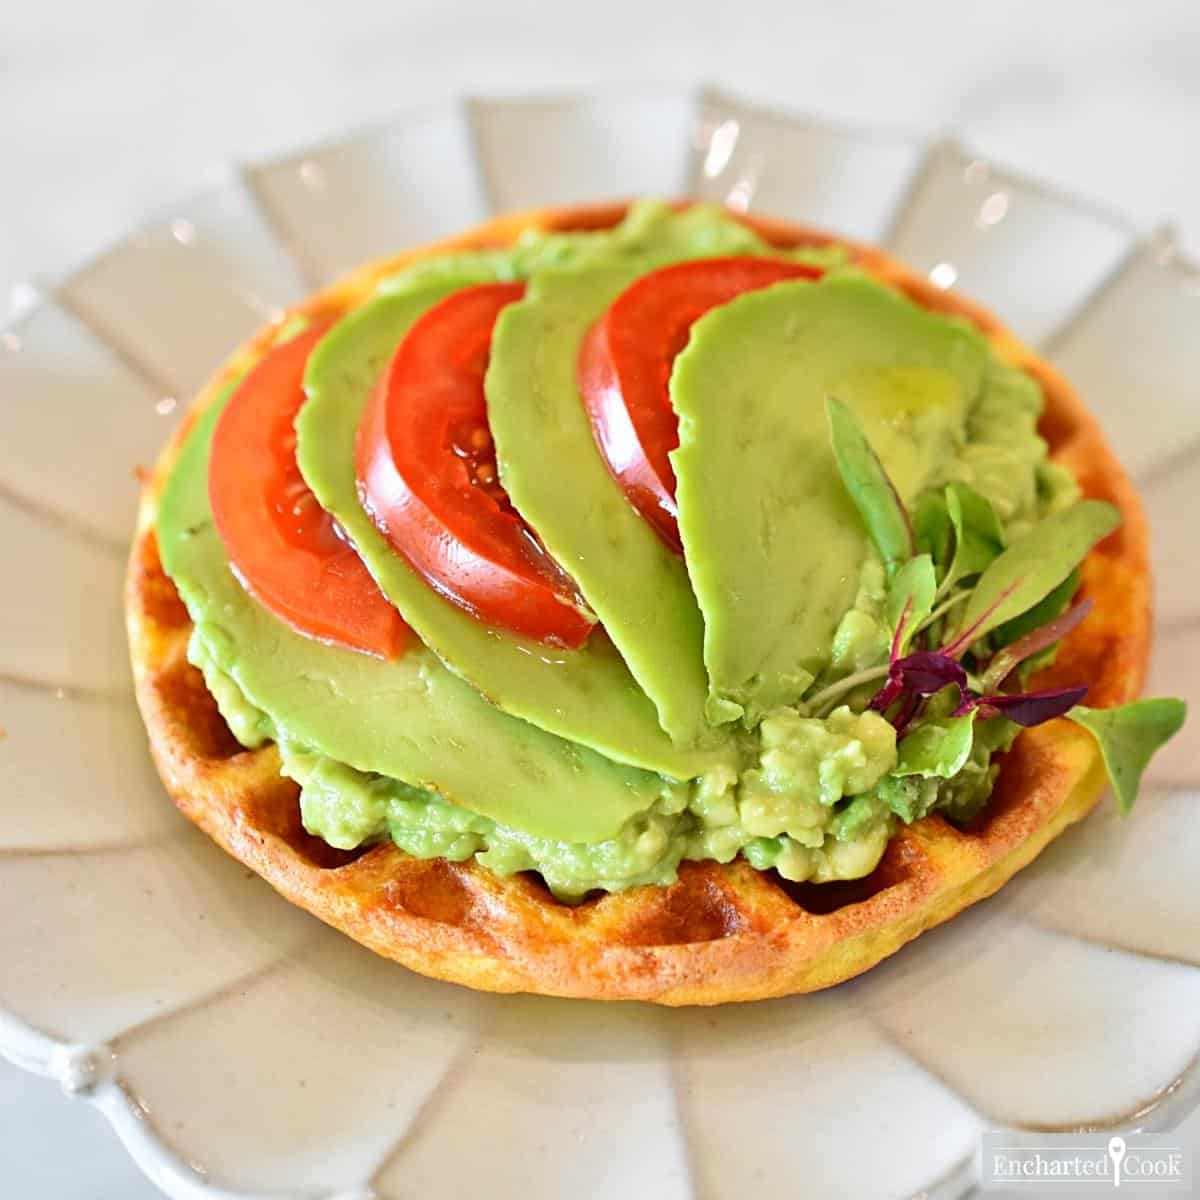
top-left (1, 83), bottom-right (1198, 1200)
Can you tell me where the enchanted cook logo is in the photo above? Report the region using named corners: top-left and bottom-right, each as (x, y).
top-left (980, 1132), bottom-right (1191, 1192)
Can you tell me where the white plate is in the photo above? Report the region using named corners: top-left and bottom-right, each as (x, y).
top-left (2, 85), bottom-right (1197, 1200)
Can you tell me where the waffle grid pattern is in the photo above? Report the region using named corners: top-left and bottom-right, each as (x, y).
top-left (126, 205), bottom-right (1150, 1004)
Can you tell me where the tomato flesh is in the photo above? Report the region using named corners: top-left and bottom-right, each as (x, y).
top-left (579, 256), bottom-right (825, 550)
top-left (356, 282), bottom-right (596, 648)
top-left (209, 319), bottom-right (409, 659)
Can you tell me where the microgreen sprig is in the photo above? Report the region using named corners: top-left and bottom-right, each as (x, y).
top-left (823, 397), bottom-right (1187, 812)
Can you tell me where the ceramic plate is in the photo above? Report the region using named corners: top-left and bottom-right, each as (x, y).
top-left (2, 85), bottom-right (1197, 1200)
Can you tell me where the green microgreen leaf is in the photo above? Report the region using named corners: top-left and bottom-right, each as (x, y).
top-left (945, 500), bottom-right (1120, 655)
top-left (1067, 699), bottom-right (1188, 815)
top-left (886, 554), bottom-right (936, 658)
top-left (825, 396), bottom-right (913, 570)
top-left (914, 491), bottom-right (953, 579)
top-left (943, 483), bottom-right (1005, 593)
top-left (991, 568), bottom-right (1081, 649)
top-left (893, 713), bottom-right (976, 778)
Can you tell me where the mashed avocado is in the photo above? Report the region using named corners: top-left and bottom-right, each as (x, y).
top-left (191, 635), bottom-right (1008, 901)
top-left (294, 706), bottom-right (900, 899)
top-left (199, 616), bottom-right (906, 899)
top-left (162, 202), bottom-right (1068, 900)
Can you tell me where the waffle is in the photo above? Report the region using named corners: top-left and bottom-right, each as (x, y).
top-left (126, 204), bottom-right (1150, 1005)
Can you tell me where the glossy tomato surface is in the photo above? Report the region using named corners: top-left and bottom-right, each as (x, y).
top-left (356, 282), bottom-right (595, 648)
top-left (580, 257), bottom-right (824, 549)
top-left (209, 319), bottom-right (409, 659)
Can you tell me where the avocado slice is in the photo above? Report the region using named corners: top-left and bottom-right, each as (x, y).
top-left (372, 198), bottom-right (774, 297)
top-left (670, 272), bottom-right (989, 724)
top-left (157, 397), bottom-right (685, 843)
top-left (486, 260), bottom-right (713, 748)
top-left (297, 274), bottom-right (730, 779)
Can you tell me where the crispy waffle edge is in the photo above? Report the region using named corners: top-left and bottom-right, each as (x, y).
top-left (125, 202), bottom-right (1151, 1005)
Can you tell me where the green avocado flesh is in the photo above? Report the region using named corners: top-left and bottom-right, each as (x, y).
top-left (486, 260), bottom-right (714, 749)
top-left (671, 274), bottom-right (988, 723)
top-left (299, 276), bottom-right (725, 779)
top-left (156, 202), bottom-right (1064, 899)
top-left (159, 399), bottom-right (683, 844)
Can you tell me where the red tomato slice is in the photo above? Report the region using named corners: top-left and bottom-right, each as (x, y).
top-left (209, 319), bottom-right (410, 659)
top-left (579, 256), bottom-right (825, 550)
top-left (356, 282), bottom-right (596, 649)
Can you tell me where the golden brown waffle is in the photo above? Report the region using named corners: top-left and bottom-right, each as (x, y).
top-left (126, 203), bottom-right (1151, 1005)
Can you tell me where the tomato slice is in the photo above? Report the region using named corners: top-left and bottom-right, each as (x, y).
top-left (579, 256), bottom-right (825, 550)
top-left (356, 282), bottom-right (596, 649)
top-left (209, 319), bottom-right (409, 659)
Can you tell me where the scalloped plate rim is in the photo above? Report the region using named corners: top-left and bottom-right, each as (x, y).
top-left (2, 82), bottom-right (1198, 1200)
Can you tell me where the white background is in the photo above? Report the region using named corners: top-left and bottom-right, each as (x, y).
top-left (2, 0), bottom-right (1199, 1194)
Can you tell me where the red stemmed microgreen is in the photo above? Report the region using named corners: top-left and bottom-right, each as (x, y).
top-left (937, 584), bottom-right (1019, 660)
top-left (980, 598), bottom-right (1093, 691)
top-left (869, 651), bottom-right (967, 717)
top-left (822, 377), bottom-right (1185, 814)
top-left (954, 684), bottom-right (1089, 727)
top-left (945, 500), bottom-right (1118, 648)
top-left (871, 596), bottom-right (1092, 733)
top-left (840, 436), bottom-right (1110, 733)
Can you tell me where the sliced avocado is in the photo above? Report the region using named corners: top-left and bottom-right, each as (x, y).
top-left (373, 198), bottom-right (777, 295)
top-left (298, 275), bottom-right (730, 778)
top-left (486, 260), bottom-right (713, 748)
top-left (157, 397), bottom-right (683, 843)
top-left (670, 272), bottom-right (989, 723)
